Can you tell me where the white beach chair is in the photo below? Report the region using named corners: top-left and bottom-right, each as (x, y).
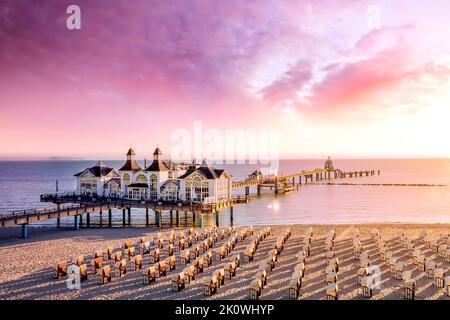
top-left (445, 276), bottom-right (450, 297)
top-left (403, 279), bottom-right (415, 300)
top-left (425, 260), bottom-right (437, 278)
top-left (326, 271), bottom-right (337, 285)
top-left (394, 262), bottom-right (405, 280)
top-left (326, 283), bottom-right (338, 300)
top-left (433, 268), bottom-right (445, 287)
top-left (361, 276), bottom-right (373, 298)
top-left (416, 254), bottom-right (426, 271)
top-left (388, 257), bottom-right (399, 274)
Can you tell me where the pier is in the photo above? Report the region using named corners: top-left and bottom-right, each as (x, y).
top-left (0, 164), bottom-right (379, 238)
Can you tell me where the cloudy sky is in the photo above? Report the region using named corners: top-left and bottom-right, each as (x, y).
top-left (1, 0), bottom-right (449, 160)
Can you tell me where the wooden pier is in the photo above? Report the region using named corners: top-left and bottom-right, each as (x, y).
top-left (0, 167), bottom-right (379, 238)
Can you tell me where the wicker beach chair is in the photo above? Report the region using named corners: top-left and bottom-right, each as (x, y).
top-left (403, 279), bottom-right (415, 300)
top-left (326, 283), bottom-right (338, 300)
top-left (445, 276), bottom-right (450, 297)
top-left (140, 241), bottom-right (151, 255)
top-left (115, 259), bottom-right (127, 277)
top-left (249, 278), bottom-right (262, 300)
top-left (361, 276), bottom-right (373, 298)
top-left (98, 265), bottom-right (112, 285)
top-left (425, 260), bottom-right (437, 278)
top-left (91, 257), bottom-right (103, 274)
top-left (204, 275), bottom-right (218, 296)
top-left (213, 268), bottom-right (225, 287)
top-left (171, 272), bottom-right (185, 291)
top-left (434, 268), bottom-right (445, 287)
top-left (150, 248), bottom-right (160, 264)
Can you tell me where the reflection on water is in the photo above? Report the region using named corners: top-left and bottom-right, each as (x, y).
top-left (0, 159), bottom-right (449, 227)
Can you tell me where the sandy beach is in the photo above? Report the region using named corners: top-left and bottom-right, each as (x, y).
top-left (0, 223), bottom-right (449, 300)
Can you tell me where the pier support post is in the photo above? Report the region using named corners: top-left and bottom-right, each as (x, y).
top-left (176, 211), bottom-right (180, 227)
top-left (378, 170), bottom-right (380, 175)
top-left (230, 206), bottom-right (234, 223)
top-left (99, 210), bottom-right (103, 227)
top-left (200, 214), bottom-right (204, 228)
top-left (274, 184), bottom-right (278, 195)
top-left (245, 186), bottom-right (250, 196)
top-left (156, 211), bottom-right (161, 228)
top-left (257, 185), bottom-right (261, 196)
top-left (146, 208), bottom-right (149, 227)
top-left (21, 224), bottom-right (29, 239)
top-left (108, 209), bottom-right (112, 228)
top-left (74, 215), bottom-right (80, 230)
top-left (122, 209), bottom-right (126, 226)
top-left (299, 176), bottom-right (302, 185)
top-left (215, 210), bottom-right (220, 227)
top-left (127, 208), bottom-right (131, 226)
top-left (57, 217), bottom-right (61, 228)
top-left (86, 212), bottom-right (90, 228)
top-left (193, 211), bottom-right (196, 222)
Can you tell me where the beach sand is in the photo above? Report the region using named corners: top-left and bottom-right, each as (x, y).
top-left (0, 223), bottom-right (449, 300)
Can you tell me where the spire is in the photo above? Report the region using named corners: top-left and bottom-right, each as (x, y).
top-left (153, 146), bottom-right (162, 159)
top-left (127, 147), bottom-right (136, 160)
top-left (119, 148), bottom-right (141, 172)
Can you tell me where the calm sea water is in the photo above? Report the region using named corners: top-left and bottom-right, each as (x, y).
top-left (0, 159), bottom-right (449, 227)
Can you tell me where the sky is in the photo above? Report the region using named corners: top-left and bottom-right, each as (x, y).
top-left (0, 0), bottom-right (450, 160)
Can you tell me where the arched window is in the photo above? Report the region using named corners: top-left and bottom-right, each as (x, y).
top-left (150, 174), bottom-right (158, 199)
top-left (136, 174), bottom-right (147, 183)
top-left (123, 174), bottom-right (131, 187)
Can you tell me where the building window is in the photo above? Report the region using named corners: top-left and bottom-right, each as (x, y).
top-left (150, 174), bottom-right (158, 200)
top-left (136, 174), bottom-right (147, 183)
top-left (186, 175), bottom-right (209, 203)
top-left (80, 178), bottom-right (97, 196)
top-left (123, 174), bottom-right (131, 187)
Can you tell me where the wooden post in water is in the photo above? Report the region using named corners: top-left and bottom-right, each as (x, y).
top-left (127, 208), bottom-right (131, 225)
top-left (99, 210), bottom-right (103, 227)
top-left (215, 210), bottom-right (220, 227)
top-left (86, 212), bottom-right (90, 228)
top-left (56, 204), bottom-right (61, 228)
top-left (74, 215), bottom-right (80, 230)
top-left (122, 208), bottom-right (126, 226)
top-left (21, 224), bottom-right (29, 239)
top-left (245, 186), bottom-right (250, 196)
top-left (176, 210), bottom-right (180, 227)
top-left (229, 206), bottom-right (234, 222)
top-left (146, 208), bottom-right (149, 227)
top-left (108, 209), bottom-right (112, 227)
top-left (200, 213), bottom-right (204, 228)
top-left (156, 210), bottom-right (161, 228)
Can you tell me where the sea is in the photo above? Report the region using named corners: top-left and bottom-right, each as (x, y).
top-left (0, 159), bottom-right (449, 228)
